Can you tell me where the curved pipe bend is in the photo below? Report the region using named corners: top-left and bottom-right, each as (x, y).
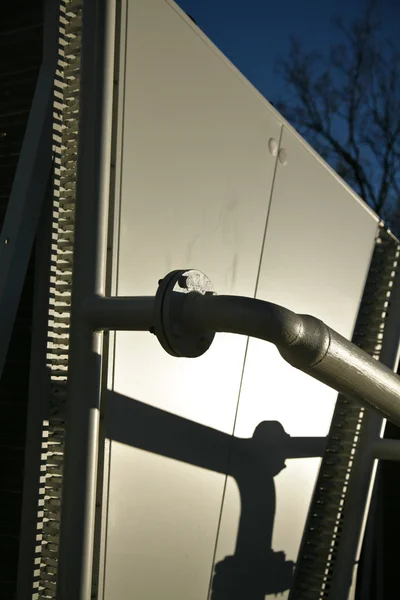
top-left (80, 273), bottom-right (400, 427)
top-left (182, 292), bottom-right (400, 427)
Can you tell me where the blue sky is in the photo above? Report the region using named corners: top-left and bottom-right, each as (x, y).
top-left (175, 0), bottom-right (399, 103)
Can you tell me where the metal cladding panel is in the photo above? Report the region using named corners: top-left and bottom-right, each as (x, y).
top-left (103, 0), bottom-right (281, 598)
top-left (101, 1), bottom-right (380, 599)
top-left (212, 127), bottom-right (379, 599)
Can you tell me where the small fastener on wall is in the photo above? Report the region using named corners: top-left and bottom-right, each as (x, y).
top-left (278, 148), bottom-right (288, 165)
top-left (268, 138), bottom-right (278, 156)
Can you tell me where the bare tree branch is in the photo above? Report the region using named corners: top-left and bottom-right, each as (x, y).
top-left (275, 0), bottom-right (400, 235)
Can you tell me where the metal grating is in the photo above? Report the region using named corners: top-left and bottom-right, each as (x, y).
top-left (290, 227), bottom-right (400, 599)
top-left (31, 1), bottom-right (83, 597)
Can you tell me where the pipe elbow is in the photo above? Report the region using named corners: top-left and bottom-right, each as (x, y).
top-left (277, 315), bottom-right (331, 370)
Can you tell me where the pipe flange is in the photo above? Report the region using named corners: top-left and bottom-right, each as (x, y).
top-left (154, 269), bottom-right (215, 358)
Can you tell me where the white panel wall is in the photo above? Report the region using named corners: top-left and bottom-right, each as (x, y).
top-left (101, 1), bottom-right (379, 599)
top-left (103, 0), bottom-right (281, 598)
top-left (212, 127), bottom-right (378, 599)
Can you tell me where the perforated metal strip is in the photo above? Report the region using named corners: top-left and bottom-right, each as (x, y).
top-left (290, 227), bottom-right (400, 599)
top-left (31, 1), bottom-right (82, 597)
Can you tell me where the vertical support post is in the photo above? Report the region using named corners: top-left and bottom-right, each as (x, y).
top-left (56, 1), bottom-right (116, 599)
top-left (329, 254), bottom-right (400, 600)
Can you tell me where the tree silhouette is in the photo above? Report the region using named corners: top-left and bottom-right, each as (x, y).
top-left (275, 1), bottom-right (400, 236)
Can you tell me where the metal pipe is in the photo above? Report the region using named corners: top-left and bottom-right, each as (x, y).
top-left (183, 292), bottom-right (400, 426)
top-left (82, 295), bottom-right (155, 331)
top-left (73, 264), bottom-right (400, 596)
top-left (184, 294), bottom-right (304, 346)
top-left (372, 439), bottom-right (400, 461)
top-left (81, 279), bottom-right (400, 428)
top-left (286, 327), bottom-right (400, 426)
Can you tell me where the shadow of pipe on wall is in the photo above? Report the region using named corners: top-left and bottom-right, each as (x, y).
top-left (105, 390), bottom-right (326, 598)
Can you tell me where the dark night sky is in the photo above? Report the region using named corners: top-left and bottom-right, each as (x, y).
top-left (175, 0), bottom-right (399, 104)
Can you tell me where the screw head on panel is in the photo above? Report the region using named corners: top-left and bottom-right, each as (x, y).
top-left (278, 148), bottom-right (288, 166)
top-left (268, 138), bottom-right (278, 156)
